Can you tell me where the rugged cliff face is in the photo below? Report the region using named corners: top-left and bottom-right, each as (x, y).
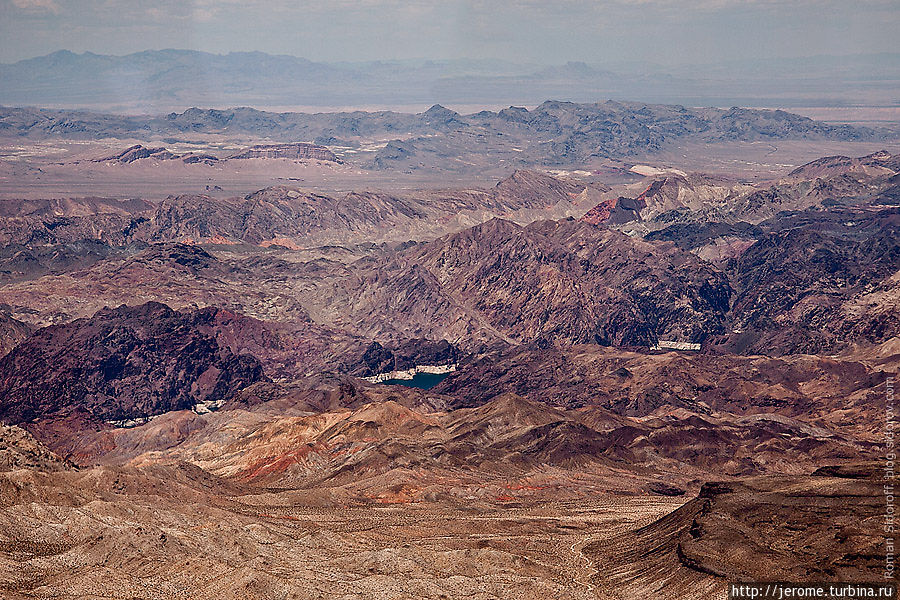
top-left (0, 302), bottom-right (266, 424)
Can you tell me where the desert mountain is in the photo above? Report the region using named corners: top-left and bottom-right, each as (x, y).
top-left (0, 139), bottom-right (896, 599)
top-left (787, 150), bottom-right (900, 179)
top-left (0, 171), bottom-right (601, 248)
top-left (1, 29), bottom-right (899, 600)
top-left (433, 343), bottom-right (889, 441)
top-left (94, 144), bottom-right (178, 163)
top-left (724, 206), bottom-right (900, 354)
top-left (252, 215), bottom-right (732, 350)
top-left (1, 163), bottom-right (897, 366)
top-left (22, 379), bottom-right (874, 492)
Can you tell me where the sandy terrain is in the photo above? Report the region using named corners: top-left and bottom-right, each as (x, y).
top-left (0, 462), bottom-right (691, 600)
top-left (3, 134), bottom-right (898, 200)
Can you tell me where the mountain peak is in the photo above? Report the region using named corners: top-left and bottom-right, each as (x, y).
top-left (421, 104), bottom-right (460, 122)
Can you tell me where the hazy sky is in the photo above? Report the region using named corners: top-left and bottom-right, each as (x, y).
top-left (1, 0), bottom-right (898, 65)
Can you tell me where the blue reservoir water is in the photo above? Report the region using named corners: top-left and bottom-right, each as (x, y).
top-left (380, 371), bottom-right (451, 390)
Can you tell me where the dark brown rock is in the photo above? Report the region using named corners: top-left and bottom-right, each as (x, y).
top-left (0, 302), bottom-right (266, 424)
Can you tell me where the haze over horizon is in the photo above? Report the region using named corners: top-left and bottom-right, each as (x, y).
top-left (1, 0), bottom-right (898, 67)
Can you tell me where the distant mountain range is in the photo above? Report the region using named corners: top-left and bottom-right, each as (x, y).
top-left (1, 49), bottom-right (899, 112)
top-left (0, 102), bottom-right (887, 172)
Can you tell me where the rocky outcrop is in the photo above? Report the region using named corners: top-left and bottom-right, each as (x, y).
top-left (581, 196), bottom-right (645, 225)
top-left (491, 169), bottom-right (597, 210)
top-left (181, 153), bottom-right (219, 164)
top-left (91, 142), bottom-right (339, 167)
top-left (94, 144), bottom-right (178, 163)
top-left (351, 339), bottom-right (460, 378)
top-left (229, 143), bottom-right (339, 162)
top-left (0, 424), bottom-right (70, 471)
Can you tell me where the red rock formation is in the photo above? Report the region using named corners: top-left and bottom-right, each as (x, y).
top-left (580, 198), bottom-right (616, 224)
